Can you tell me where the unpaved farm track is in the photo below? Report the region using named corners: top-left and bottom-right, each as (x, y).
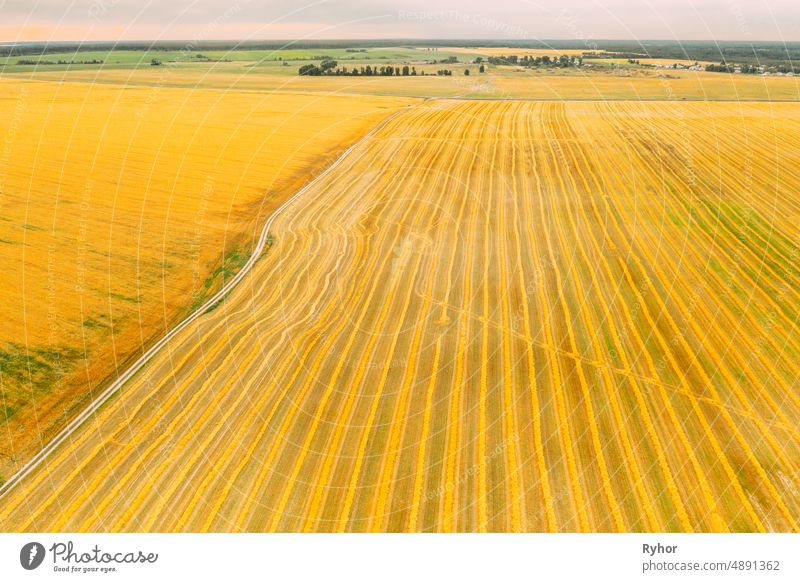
top-left (2, 100), bottom-right (800, 532)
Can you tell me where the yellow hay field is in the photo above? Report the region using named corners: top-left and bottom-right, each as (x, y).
top-left (2, 99), bottom-right (799, 532)
top-left (0, 78), bottom-right (413, 481)
top-left (488, 71), bottom-right (800, 100)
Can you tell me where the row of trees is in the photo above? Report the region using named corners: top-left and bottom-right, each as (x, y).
top-left (486, 54), bottom-right (582, 68)
top-left (300, 62), bottom-right (422, 76)
top-left (16, 59), bottom-right (104, 65)
top-left (299, 63), bottom-right (485, 77)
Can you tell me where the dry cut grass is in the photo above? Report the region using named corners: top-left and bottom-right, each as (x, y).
top-left (2, 99), bottom-right (800, 532)
top-left (0, 78), bottom-right (412, 481)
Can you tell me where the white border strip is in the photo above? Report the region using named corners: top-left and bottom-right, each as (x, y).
top-left (0, 533), bottom-right (798, 581)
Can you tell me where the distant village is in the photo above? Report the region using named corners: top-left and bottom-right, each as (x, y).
top-left (631, 58), bottom-right (795, 76)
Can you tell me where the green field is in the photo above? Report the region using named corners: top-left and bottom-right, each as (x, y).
top-left (0, 46), bottom-right (485, 73)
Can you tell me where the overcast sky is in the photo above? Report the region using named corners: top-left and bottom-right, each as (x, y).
top-left (1, 0), bottom-right (796, 42)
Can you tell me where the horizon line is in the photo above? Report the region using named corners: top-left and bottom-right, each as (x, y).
top-left (3, 37), bottom-right (799, 45)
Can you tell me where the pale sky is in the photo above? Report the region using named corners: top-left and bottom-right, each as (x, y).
top-left (1, 0), bottom-right (797, 43)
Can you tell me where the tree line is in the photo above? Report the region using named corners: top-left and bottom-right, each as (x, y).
top-left (298, 61), bottom-right (483, 77)
top-left (299, 61), bottom-right (418, 76)
top-left (485, 54), bottom-right (583, 68)
top-left (16, 59), bottom-right (104, 65)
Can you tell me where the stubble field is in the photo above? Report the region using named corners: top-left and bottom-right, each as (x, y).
top-left (2, 98), bottom-right (799, 532)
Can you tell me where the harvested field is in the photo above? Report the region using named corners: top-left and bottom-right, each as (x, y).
top-left (2, 99), bottom-right (800, 532)
top-left (0, 78), bottom-right (412, 481)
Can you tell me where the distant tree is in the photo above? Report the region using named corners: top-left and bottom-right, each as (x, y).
top-left (402, 65), bottom-right (410, 76)
top-left (479, 64), bottom-right (485, 73)
top-left (464, 68), bottom-right (470, 76)
top-left (298, 64), bottom-right (322, 76)
top-left (150, 58), bottom-right (161, 66)
top-left (320, 59), bottom-right (337, 72)
top-left (412, 67), bottom-right (417, 76)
